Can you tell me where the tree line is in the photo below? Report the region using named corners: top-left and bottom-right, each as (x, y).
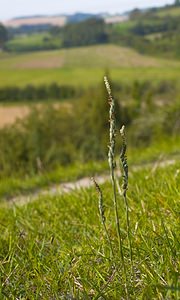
top-left (0, 83), bottom-right (82, 102)
top-left (0, 23), bottom-right (8, 48)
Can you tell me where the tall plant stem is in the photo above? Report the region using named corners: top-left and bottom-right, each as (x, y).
top-left (104, 76), bottom-right (128, 296)
top-left (92, 177), bottom-right (114, 257)
top-left (120, 125), bottom-right (134, 279)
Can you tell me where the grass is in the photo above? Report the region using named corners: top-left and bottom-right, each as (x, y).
top-left (1, 45), bottom-right (180, 69)
top-left (0, 44), bottom-right (180, 88)
top-left (5, 32), bottom-right (62, 52)
top-left (0, 77), bottom-right (179, 298)
top-left (114, 20), bottom-right (136, 34)
top-left (0, 162), bottom-right (179, 298)
top-left (145, 32), bottom-right (163, 41)
top-left (0, 101), bottom-right (72, 128)
top-left (0, 161), bottom-right (108, 202)
top-left (7, 33), bottom-right (50, 47)
top-left (0, 134), bottom-right (179, 202)
top-left (0, 67), bottom-right (180, 89)
top-left (128, 135), bottom-right (180, 165)
top-left (156, 6), bottom-right (180, 17)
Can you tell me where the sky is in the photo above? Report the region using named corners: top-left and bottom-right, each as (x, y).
top-left (0, 0), bottom-right (174, 20)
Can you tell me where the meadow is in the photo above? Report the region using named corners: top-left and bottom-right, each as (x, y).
top-left (0, 133), bottom-right (179, 202)
top-left (156, 5), bottom-right (180, 17)
top-left (0, 72), bottom-right (179, 298)
top-left (0, 11), bottom-right (180, 297)
top-left (0, 149), bottom-right (179, 299)
top-left (5, 32), bottom-right (62, 52)
top-left (0, 45), bottom-right (180, 88)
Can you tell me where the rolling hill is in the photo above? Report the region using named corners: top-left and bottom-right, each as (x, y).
top-left (0, 44), bottom-right (180, 87)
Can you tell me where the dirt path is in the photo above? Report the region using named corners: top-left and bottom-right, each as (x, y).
top-left (8, 158), bottom-right (177, 207)
top-left (10, 174), bottom-right (110, 207)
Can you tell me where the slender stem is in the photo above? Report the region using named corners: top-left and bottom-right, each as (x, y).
top-left (120, 126), bottom-right (134, 284)
top-left (92, 177), bottom-right (114, 257)
top-left (104, 77), bottom-right (128, 297)
top-left (110, 163), bottom-right (126, 267)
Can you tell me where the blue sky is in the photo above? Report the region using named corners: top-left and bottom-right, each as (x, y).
top-left (0, 0), bottom-right (174, 20)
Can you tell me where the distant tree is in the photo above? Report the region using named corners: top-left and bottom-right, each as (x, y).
top-left (0, 23), bottom-right (8, 48)
top-left (49, 26), bottom-right (61, 36)
top-left (174, 0), bottom-right (180, 6)
top-left (129, 8), bottom-right (143, 20)
top-left (62, 18), bottom-right (108, 48)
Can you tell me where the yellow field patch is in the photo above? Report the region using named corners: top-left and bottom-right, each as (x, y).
top-left (0, 105), bottom-right (29, 127)
top-left (0, 102), bottom-right (72, 128)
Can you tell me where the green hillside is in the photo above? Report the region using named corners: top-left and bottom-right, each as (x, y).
top-left (112, 4), bottom-right (180, 60)
top-left (3, 5), bottom-right (180, 60)
top-left (5, 32), bottom-right (62, 52)
top-left (156, 5), bottom-right (180, 17)
top-left (0, 45), bottom-right (180, 88)
top-left (2, 44), bottom-right (180, 69)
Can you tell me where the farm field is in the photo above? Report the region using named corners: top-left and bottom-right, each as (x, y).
top-left (0, 45), bottom-right (180, 87)
top-left (0, 102), bottom-right (71, 127)
top-left (0, 105), bottom-right (29, 127)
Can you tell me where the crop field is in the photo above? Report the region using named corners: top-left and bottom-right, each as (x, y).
top-left (0, 105), bottom-right (29, 127)
top-left (0, 45), bottom-right (180, 88)
top-left (0, 102), bottom-right (71, 127)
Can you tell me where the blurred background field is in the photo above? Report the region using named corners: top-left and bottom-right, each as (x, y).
top-left (0, 45), bottom-right (180, 87)
top-left (0, 1), bottom-right (180, 179)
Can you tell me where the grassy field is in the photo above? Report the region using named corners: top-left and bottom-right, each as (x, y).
top-left (0, 67), bottom-right (180, 88)
top-left (0, 45), bottom-right (180, 88)
top-left (0, 134), bottom-right (179, 202)
top-left (0, 160), bottom-right (179, 298)
top-left (113, 20), bottom-right (136, 34)
top-left (0, 160), bottom-right (108, 201)
top-left (5, 32), bottom-right (62, 52)
top-left (0, 39), bottom-right (179, 298)
top-left (156, 6), bottom-right (180, 17)
top-left (1, 45), bottom-right (180, 69)
top-left (6, 33), bottom-right (51, 47)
